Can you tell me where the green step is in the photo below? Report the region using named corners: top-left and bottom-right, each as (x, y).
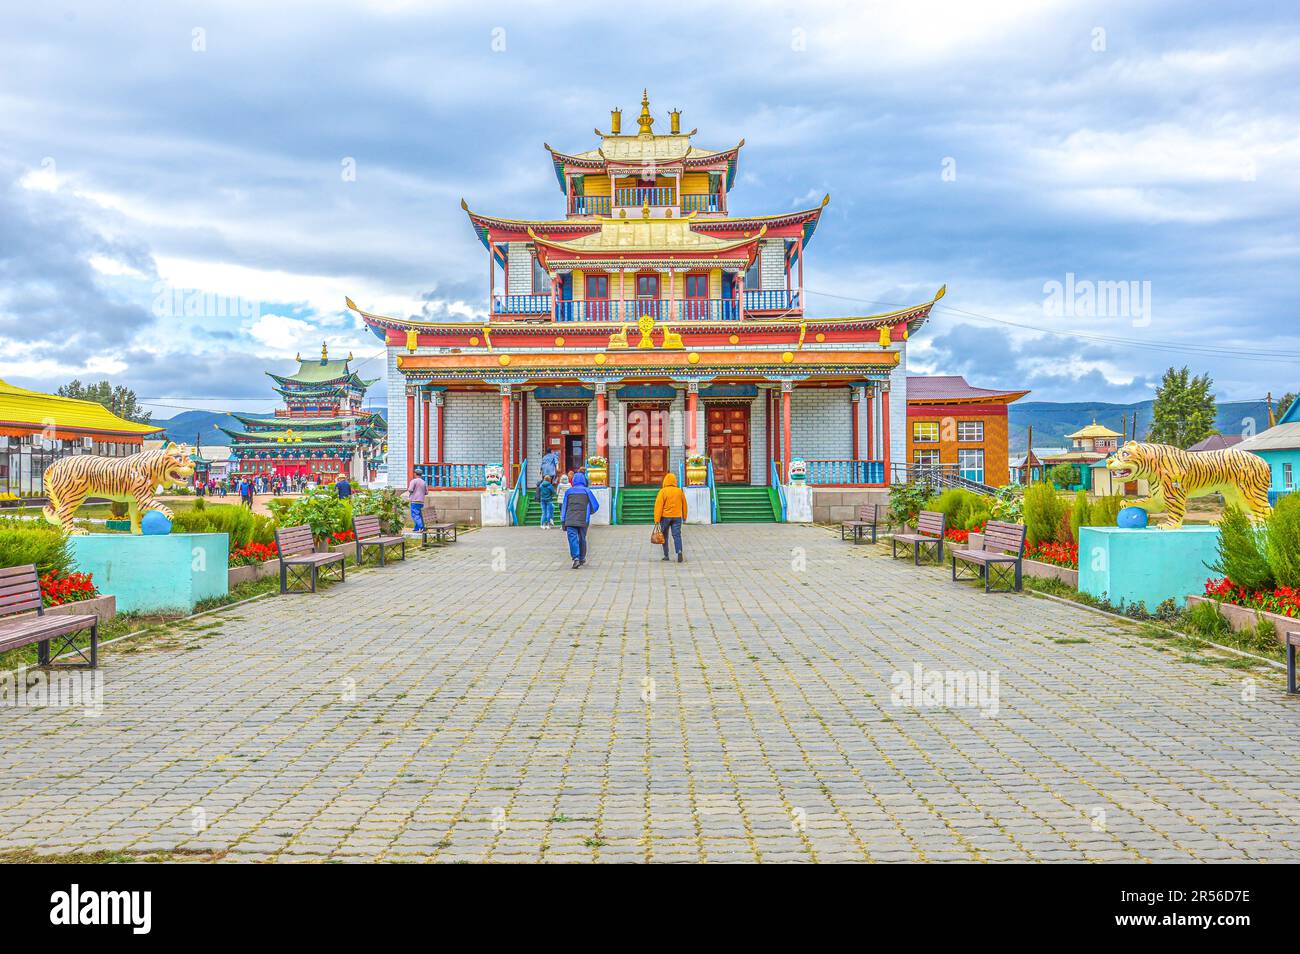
top-left (617, 486), bottom-right (659, 525)
top-left (714, 485), bottom-right (779, 523)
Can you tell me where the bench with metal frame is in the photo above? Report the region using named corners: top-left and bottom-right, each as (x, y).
top-left (420, 504), bottom-right (458, 546)
top-left (949, 520), bottom-right (1026, 593)
top-left (891, 510), bottom-right (946, 565)
top-left (274, 525), bottom-right (346, 594)
top-left (0, 564), bottom-right (98, 668)
top-left (840, 503), bottom-right (889, 544)
top-left (352, 514), bottom-right (406, 567)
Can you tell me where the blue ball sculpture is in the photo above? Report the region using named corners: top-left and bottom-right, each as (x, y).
top-left (1116, 505), bottom-right (1148, 529)
top-left (140, 510), bottom-right (173, 535)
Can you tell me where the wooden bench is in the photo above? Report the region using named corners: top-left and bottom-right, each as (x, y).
top-left (950, 520), bottom-right (1026, 593)
top-left (840, 503), bottom-right (889, 544)
top-left (274, 525), bottom-right (346, 594)
top-left (420, 504), bottom-right (458, 546)
top-left (352, 514), bottom-right (406, 567)
top-left (891, 510), bottom-right (946, 565)
top-left (0, 564), bottom-right (98, 668)
top-left (1288, 631), bottom-right (1300, 695)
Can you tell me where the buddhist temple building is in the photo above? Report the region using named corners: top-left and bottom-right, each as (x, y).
top-left (222, 344), bottom-right (387, 482)
top-left (904, 375), bottom-right (1029, 488)
top-left (0, 378), bottom-right (162, 498)
top-left (352, 92), bottom-right (945, 523)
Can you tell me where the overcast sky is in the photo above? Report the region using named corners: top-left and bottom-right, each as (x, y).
top-left (1, 0), bottom-right (1297, 416)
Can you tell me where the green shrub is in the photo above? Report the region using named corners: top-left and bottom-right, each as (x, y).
top-left (934, 488), bottom-right (975, 530)
top-left (989, 485), bottom-right (1024, 523)
top-left (1265, 493), bottom-right (1300, 588)
top-left (1048, 463), bottom-right (1078, 488)
top-left (0, 520), bottom-right (72, 576)
top-left (962, 499), bottom-right (992, 530)
top-left (172, 504), bottom-right (275, 549)
top-left (1211, 505), bottom-right (1273, 591)
top-left (1090, 494), bottom-right (1123, 528)
top-left (888, 482), bottom-right (935, 527)
top-left (267, 490), bottom-right (350, 541)
top-left (1069, 490), bottom-right (1091, 542)
top-left (349, 489), bottom-right (406, 535)
top-left (1184, 599), bottom-right (1230, 641)
top-left (1024, 482), bottom-right (1067, 547)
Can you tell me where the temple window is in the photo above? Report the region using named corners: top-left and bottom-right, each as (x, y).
top-left (914, 449), bottom-right (940, 467)
top-left (913, 421), bottom-right (940, 443)
top-left (956, 420), bottom-right (984, 442)
top-left (636, 274), bottom-right (659, 298)
top-left (586, 274), bottom-right (608, 299)
top-left (743, 261), bottom-right (761, 291)
top-left (532, 255), bottom-right (549, 294)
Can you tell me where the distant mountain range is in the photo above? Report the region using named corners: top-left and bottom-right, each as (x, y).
top-left (153, 407), bottom-right (388, 446)
top-left (1008, 400), bottom-right (1271, 453)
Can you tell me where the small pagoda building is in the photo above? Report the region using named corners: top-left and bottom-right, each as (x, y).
top-left (351, 92), bottom-right (946, 524)
top-left (223, 344), bottom-right (386, 482)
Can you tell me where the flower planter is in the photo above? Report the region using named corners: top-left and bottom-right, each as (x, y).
top-left (1184, 595), bottom-right (1296, 647)
top-left (685, 465), bottom-right (708, 487)
top-left (586, 467), bottom-right (608, 487)
top-left (228, 558), bottom-right (280, 588)
top-left (13, 594), bottom-right (118, 625)
top-left (1022, 559), bottom-right (1079, 587)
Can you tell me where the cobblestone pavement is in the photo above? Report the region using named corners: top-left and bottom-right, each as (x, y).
top-left (3, 524), bottom-right (1299, 863)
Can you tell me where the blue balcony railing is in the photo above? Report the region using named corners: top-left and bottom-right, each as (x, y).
top-left (570, 195), bottom-right (611, 215)
top-left (492, 294), bottom-right (551, 316)
top-left (615, 187), bottom-right (675, 207)
top-left (415, 462), bottom-right (487, 489)
top-left (681, 193), bottom-right (721, 213)
top-left (677, 298), bottom-right (740, 321)
top-left (744, 289), bottom-right (800, 311)
top-left (555, 299), bottom-right (619, 322)
top-left (804, 460), bottom-right (887, 486)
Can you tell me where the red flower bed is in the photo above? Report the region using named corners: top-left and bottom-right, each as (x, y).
top-left (1025, 541), bottom-right (1079, 569)
top-left (229, 541), bottom-right (278, 567)
top-left (1205, 578), bottom-right (1300, 618)
top-left (944, 528), bottom-right (970, 543)
top-left (40, 570), bottom-right (99, 607)
top-left (331, 530), bottom-right (356, 543)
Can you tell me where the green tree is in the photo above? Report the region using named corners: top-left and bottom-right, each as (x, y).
top-left (1048, 463), bottom-right (1078, 488)
top-left (1276, 391), bottom-right (1296, 422)
top-left (1147, 366), bottom-right (1215, 448)
top-left (57, 379), bottom-right (152, 425)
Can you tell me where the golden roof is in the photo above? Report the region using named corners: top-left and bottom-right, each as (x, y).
top-left (0, 379), bottom-right (161, 435)
top-left (529, 218), bottom-right (764, 255)
top-left (1067, 420), bottom-right (1123, 439)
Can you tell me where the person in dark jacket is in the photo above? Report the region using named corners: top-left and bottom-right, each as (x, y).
top-left (538, 475), bottom-right (557, 528)
top-left (559, 471), bottom-right (599, 568)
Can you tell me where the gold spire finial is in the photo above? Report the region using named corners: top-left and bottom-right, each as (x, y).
top-left (637, 89), bottom-right (654, 135)
top-left (321, 341), bottom-right (328, 363)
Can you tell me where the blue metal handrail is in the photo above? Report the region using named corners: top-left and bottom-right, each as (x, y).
top-left (770, 460), bottom-right (788, 523)
top-left (706, 458), bottom-right (718, 524)
top-left (615, 186), bottom-right (674, 207)
top-left (611, 460), bottom-right (621, 526)
top-left (804, 459), bottom-right (886, 486)
top-left (415, 462), bottom-right (487, 488)
top-left (507, 458), bottom-right (527, 526)
top-left (744, 289), bottom-right (798, 311)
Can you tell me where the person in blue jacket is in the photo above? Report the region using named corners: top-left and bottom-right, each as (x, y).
top-left (559, 471), bottom-right (599, 568)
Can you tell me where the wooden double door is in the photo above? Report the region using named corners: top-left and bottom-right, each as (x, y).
top-left (544, 407), bottom-right (586, 474)
top-left (707, 404), bottom-right (750, 483)
top-left (625, 403), bottom-right (669, 485)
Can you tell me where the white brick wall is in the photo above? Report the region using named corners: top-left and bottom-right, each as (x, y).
top-left (444, 391), bottom-right (502, 464)
top-left (385, 347), bottom-right (406, 488)
top-left (790, 387), bottom-right (853, 460)
top-left (759, 239), bottom-right (785, 290)
top-left (507, 243), bottom-right (535, 295)
top-left (748, 394), bottom-right (766, 485)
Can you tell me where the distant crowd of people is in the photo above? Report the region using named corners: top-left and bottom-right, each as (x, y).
top-left (193, 472), bottom-right (324, 508)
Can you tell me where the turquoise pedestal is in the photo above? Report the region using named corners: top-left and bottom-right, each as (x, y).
top-left (67, 533), bottom-right (229, 614)
top-left (1078, 526), bottom-right (1219, 611)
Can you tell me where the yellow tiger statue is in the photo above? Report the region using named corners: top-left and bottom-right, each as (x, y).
top-left (1105, 440), bottom-right (1271, 529)
top-left (42, 444), bottom-right (195, 535)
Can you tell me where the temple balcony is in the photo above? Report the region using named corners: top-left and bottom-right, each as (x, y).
top-left (680, 193), bottom-right (722, 213)
top-left (548, 293), bottom-right (802, 322)
top-left (492, 293), bottom-right (553, 317)
top-left (565, 191), bottom-right (725, 218)
top-left (568, 194), bottom-right (611, 216)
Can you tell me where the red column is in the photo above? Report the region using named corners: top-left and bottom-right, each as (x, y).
top-left (512, 396), bottom-right (521, 473)
top-left (865, 388), bottom-right (875, 460)
top-left (421, 391), bottom-right (431, 466)
top-left (781, 386), bottom-right (792, 482)
top-left (881, 388), bottom-right (891, 482)
top-left (686, 388), bottom-right (698, 455)
top-left (405, 389), bottom-right (416, 483)
top-left (436, 396), bottom-right (445, 463)
top-left (850, 388), bottom-right (860, 461)
top-left (500, 388), bottom-right (511, 476)
top-left (596, 390), bottom-right (608, 459)
top-left (764, 388), bottom-right (772, 481)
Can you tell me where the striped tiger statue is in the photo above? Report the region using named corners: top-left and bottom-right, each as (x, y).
top-left (1105, 440), bottom-right (1272, 529)
top-left (42, 444), bottom-right (195, 535)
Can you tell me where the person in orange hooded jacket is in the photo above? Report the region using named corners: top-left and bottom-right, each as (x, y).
top-left (653, 472), bottom-right (688, 563)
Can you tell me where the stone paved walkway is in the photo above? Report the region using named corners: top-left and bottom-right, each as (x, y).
top-left (3, 525), bottom-right (1299, 863)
